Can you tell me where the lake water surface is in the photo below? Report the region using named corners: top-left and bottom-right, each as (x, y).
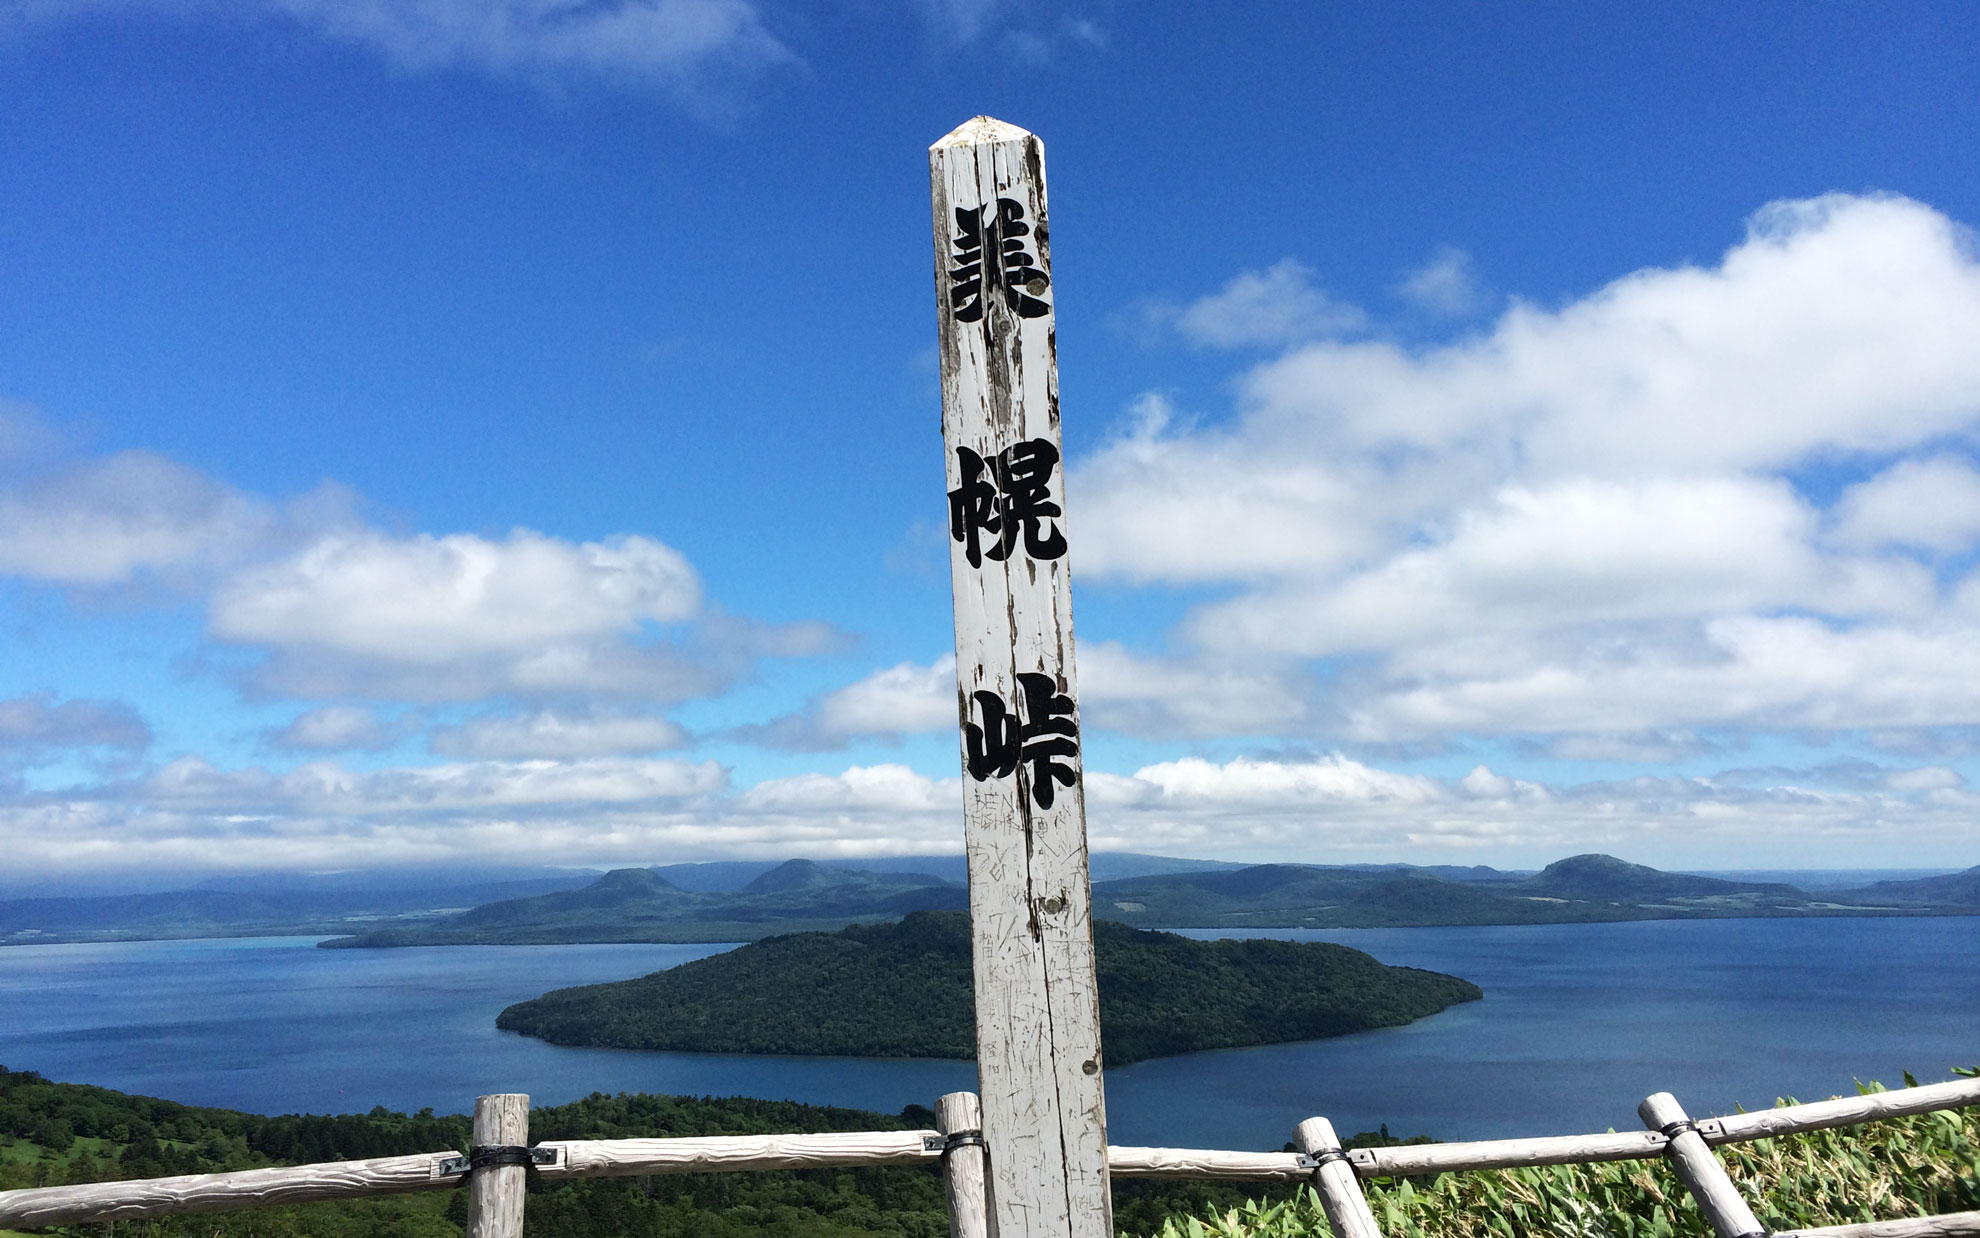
top-left (0, 917), bottom-right (1972, 1149)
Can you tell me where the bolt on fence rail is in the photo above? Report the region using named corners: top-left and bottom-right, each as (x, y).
top-left (2, 1076), bottom-right (1976, 1237)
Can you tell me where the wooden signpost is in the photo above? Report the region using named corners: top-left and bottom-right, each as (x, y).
top-left (929, 117), bottom-right (1111, 1238)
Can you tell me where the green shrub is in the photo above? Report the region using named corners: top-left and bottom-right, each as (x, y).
top-left (1136, 1072), bottom-right (1980, 1238)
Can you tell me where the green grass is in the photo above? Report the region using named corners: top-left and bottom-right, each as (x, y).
top-left (1136, 1072), bottom-right (1980, 1238)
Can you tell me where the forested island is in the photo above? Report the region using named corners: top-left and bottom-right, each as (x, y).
top-left (494, 911), bottom-right (1482, 1064)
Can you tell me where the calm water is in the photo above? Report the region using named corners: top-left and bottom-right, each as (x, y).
top-left (0, 918), bottom-right (1973, 1149)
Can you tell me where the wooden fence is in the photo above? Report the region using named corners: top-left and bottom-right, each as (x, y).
top-left (2, 1074), bottom-right (1975, 1237)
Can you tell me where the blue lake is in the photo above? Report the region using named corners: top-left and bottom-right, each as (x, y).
top-left (0, 917), bottom-right (1973, 1149)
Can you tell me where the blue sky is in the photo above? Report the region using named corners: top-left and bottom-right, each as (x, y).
top-left (3, 0), bottom-right (1979, 879)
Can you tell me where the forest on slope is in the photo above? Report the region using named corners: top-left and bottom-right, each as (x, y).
top-left (0, 1065), bottom-right (1421, 1238)
top-left (495, 911), bottom-right (1482, 1064)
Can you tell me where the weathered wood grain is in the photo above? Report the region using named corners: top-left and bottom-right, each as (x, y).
top-left (0, 1151), bottom-right (460, 1228)
top-left (931, 114), bottom-right (1110, 1238)
top-left (1293, 1117), bottom-right (1380, 1238)
top-left (540, 1130), bottom-right (942, 1178)
top-left (467, 1093), bottom-right (529, 1238)
top-left (1641, 1092), bottom-right (1766, 1238)
top-left (939, 1091), bottom-right (993, 1238)
top-left (1708, 1077), bottom-right (1980, 1144)
top-left (1105, 1147), bottom-right (1310, 1181)
top-left (1352, 1129), bottom-right (1669, 1176)
top-left (1772, 1213), bottom-right (1980, 1238)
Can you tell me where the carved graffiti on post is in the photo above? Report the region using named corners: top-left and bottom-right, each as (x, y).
top-left (931, 115), bottom-right (1110, 1238)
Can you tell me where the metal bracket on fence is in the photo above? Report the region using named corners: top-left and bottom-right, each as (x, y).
top-left (1294, 1149), bottom-right (1350, 1171)
top-left (934, 1129), bottom-right (986, 1155)
top-left (1346, 1149), bottom-right (1378, 1169)
top-left (438, 1146), bottom-right (557, 1176)
top-left (1694, 1118), bottom-right (1726, 1141)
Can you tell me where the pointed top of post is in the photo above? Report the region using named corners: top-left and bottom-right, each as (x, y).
top-left (931, 115), bottom-right (1033, 151)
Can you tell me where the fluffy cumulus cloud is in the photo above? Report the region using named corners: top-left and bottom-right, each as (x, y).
top-left (0, 437), bottom-right (836, 710)
top-left (203, 526), bottom-right (823, 702)
top-left (3, 0), bottom-right (791, 90)
top-left (1071, 193), bottom-right (1980, 748)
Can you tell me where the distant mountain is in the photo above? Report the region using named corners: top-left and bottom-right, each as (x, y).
top-left (496, 910), bottom-right (1482, 1065)
top-left (0, 873), bottom-right (598, 945)
top-left (1090, 853), bottom-right (1974, 930)
top-left (650, 852), bottom-right (1242, 893)
top-left (1839, 865), bottom-right (1980, 907)
top-left (322, 860), bottom-right (970, 947)
top-left (1512, 854), bottom-right (1806, 904)
top-left (13, 853), bottom-right (1973, 949)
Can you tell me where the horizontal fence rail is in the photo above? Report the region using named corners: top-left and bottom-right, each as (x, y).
top-left (2, 1076), bottom-right (1976, 1235)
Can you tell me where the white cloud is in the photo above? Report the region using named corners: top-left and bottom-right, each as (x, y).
top-left (1186, 476), bottom-right (1926, 660)
top-left (1171, 260), bottom-right (1368, 349)
top-left (0, 451), bottom-right (295, 586)
top-left (747, 642), bottom-right (1311, 751)
top-left (7, 750), bottom-right (1974, 875)
top-left (815, 658), bottom-right (957, 738)
top-left (429, 709), bottom-right (689, 758)
top-left (213, 529), bottom-right (700, 660)
top-left (0, 693), bottom-right (151, 761)
top-left (1832, 455), bottom-right (1980, 552)
top-left (268, 705), bottom-right (405, 752)
top-left (144, 752), bottom-right (727, 814)
top-left (1066, 194), bottom-right (1980, 750)
top-left (1398, 244), bottom-right (1490, 316)
top-left (205, 528), bottom-right (763, 701)
top-left (6, 0), bottom-right (792, 88)
top-left (739, 657), bottom-right (957, 750)
top-left (1076, 641), bottom-right (1310, 738)
top-left (1886, 765), bottom-right (1964, 792)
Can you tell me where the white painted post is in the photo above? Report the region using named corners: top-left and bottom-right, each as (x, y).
top-left (937, 1091), bottom-right (992, 1238)
top-left (930, 115), bottom-right (1111, 1238)
top-left (1640, 1092), bottom-right (1767, 1238)
top-left (1291, 1118), bottom-right (1381, 1238)
top-left (466, 1093), bottom-right (530, 1238)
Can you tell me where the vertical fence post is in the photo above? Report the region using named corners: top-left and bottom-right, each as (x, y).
top-left (1292, 1117), bottom-right (1382, 1238)
top-left (938, 1091), bottom-right (993, 1238)
top-left (930, 115), bottom-right (1110, 1238)
top-left (1639, 1092), bottom-right (1765, 1238)
top-left (467, 1093), bottom-right (530, 1238)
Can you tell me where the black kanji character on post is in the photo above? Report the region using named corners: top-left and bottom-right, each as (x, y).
top-left (949, 197), bottom-right (1051, 323)
top-left (948, 438), bottom-right (1068, 568)
top-left (963, 689), bottom-right (1020, 782)
top-left (962, 673), bottom-right (1081, 811)
top-left (1014, 671), bottom-right (1079, 809)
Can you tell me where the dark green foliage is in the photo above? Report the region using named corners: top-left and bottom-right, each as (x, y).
top-left (0, 1066), bottom-right (955, 1238)
top-left (495, 912), bottom-right (1482, 1064)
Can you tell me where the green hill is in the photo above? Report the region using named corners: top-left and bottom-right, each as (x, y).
top-left (494, 911), bottom-right (1482, 1065)
top-left (321, 860), bottom-right (967, 946)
